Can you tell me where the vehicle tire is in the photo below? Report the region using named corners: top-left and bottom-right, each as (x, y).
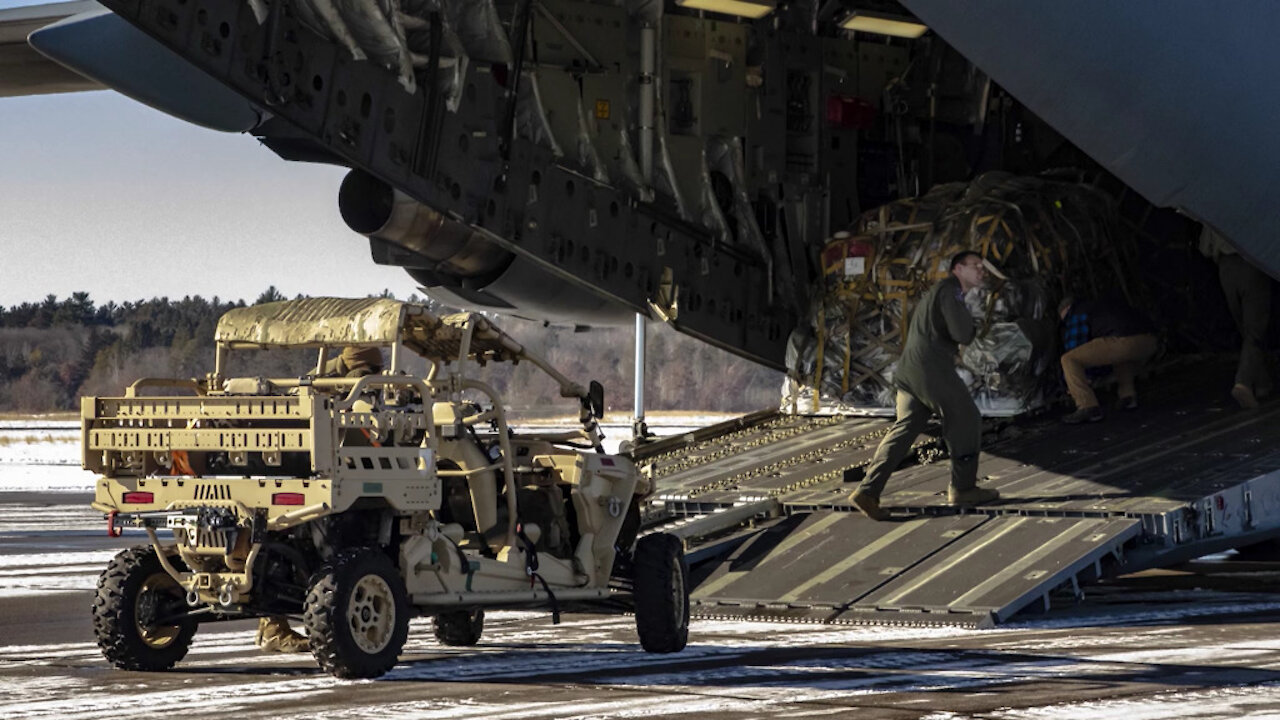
top-left (633, 533), bottom-right (689, 653)
top-left (433, 609), bottom-right (484, 646)
top-left (304, 547), bottom-right (410, 679)
top-left (93, 545), bottom-right (197, 671)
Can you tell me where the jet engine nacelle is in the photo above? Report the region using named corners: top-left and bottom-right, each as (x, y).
top-left (339, 170), bottom-right (634, 327)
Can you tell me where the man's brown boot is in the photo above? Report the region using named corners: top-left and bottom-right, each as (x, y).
top-left (1062, 406), bottom-right (1103, 424)
top-left (948, 486), bottom-right (1000, 507)
top-left (849, 489), bottom-right (889, 521)
top-left (1232, 383), bottom-right (1259, 410)
top-left (255, 616), bottom-right (309, 653)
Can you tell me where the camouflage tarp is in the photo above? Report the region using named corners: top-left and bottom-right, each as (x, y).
top-left (216, 297), bottom-right (412, 348)
top-left (216, 298), bottom-right (528, 365)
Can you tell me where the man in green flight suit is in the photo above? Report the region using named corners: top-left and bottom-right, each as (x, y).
top-left (849, 251), bottom-right (1000, 521)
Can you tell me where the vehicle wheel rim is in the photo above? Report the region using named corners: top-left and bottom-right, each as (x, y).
top-left (136, 573), bottom-right (181, 648)
top-left (347, 575), bottom-right (395, 654)
top-left (670, 562), bottom-right (687, 631)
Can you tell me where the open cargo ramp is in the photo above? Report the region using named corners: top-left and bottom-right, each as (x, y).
top-left (634, 359), bottom-right (1280, 626)
top-left (687, 512), bottom-right (1139, 627)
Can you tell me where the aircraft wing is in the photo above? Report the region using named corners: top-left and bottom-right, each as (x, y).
top-left (0, 0), bottom-right (103, 96)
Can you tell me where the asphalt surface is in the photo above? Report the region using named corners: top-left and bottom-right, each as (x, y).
top-left (4, 491), bottom-right (1280, 719)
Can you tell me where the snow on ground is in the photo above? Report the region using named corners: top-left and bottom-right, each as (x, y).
top-left (0, 424), bottom-right (88, 492)
top-left (0, 464), bottom-right (97, 494)
top-left (978, 685), bottom-right (1280, 720)
top-left (0, 417), bottom-right (78, 429)
top-left (0, 427), bottom-right (79, 464)
top-left (6, 416), bottom-right (1280, 719)
top-left (6, 607), bottom-right (1280, 719)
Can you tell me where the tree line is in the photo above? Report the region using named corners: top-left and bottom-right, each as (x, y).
top-left (0, 289), bottom-right (782, 417)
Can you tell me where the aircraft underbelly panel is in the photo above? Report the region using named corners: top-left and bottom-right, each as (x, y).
top-left (79, 0), bottom-right (798, 366)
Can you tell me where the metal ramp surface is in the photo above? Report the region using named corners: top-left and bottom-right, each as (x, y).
top-left (689, 511), bottom-right (1139, 627)
top-left (636, 358), bottom-right (1280, 626)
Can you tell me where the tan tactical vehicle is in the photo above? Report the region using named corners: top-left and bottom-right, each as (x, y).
top-left (83, 297), bottom-right (688, 679)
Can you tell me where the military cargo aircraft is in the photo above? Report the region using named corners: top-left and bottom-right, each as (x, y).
top-left (6, 0), bottom-right (1280, 629)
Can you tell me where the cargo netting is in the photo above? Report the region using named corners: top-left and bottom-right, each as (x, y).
top-left (783, 171), bottom-right (1140, 417)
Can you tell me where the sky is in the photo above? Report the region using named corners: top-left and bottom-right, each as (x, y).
top-left (0, 89), bottom-right (414, 307)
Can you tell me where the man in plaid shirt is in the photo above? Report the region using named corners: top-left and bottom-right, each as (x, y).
top-left (1062, 307), bottom-right (1091, 354)
top-left (1058, 296), bottom-right (1157, 423)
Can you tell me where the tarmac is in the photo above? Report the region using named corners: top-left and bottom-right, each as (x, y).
top-left (3, 491), bottom-right (1280, 719)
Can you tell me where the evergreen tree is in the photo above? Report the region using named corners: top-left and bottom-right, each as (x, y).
top-left (256, 286), bottom-right (286, 304)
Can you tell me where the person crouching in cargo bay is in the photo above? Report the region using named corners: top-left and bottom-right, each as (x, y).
top-left (849, 251), bottom-right (1001, 521)
top-left (1057, 296), bottom-right (1157, 423)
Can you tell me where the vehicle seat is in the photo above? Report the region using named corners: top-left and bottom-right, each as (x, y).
top-left (437, 436), bottom-right (502, 553)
